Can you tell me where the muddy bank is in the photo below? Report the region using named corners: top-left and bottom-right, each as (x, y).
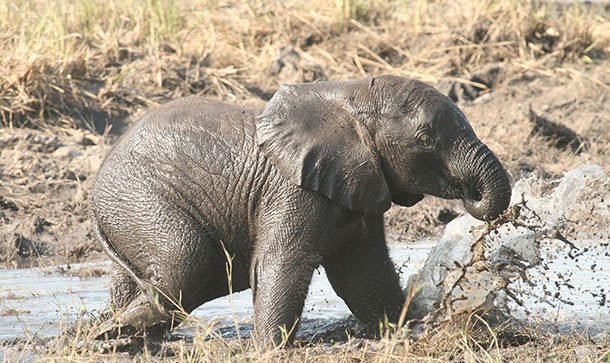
top-left (0, 128), bottom-right (109, 268)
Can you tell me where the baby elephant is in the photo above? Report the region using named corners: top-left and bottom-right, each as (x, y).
top-left (91, 75), bottom-right (511, 345)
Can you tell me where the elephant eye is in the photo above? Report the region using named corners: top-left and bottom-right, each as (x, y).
top-left (417, 132), bottom-right (435, 149)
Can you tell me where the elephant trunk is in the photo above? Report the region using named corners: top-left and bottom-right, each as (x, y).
top-left (457, 142), bottom-right (512, 221)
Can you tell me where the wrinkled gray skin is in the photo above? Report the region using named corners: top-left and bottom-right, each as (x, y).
top-left (91, 75), bottom-right (511, 346)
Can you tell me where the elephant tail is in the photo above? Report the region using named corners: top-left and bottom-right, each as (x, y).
top-left (92, 218), bottom-right (152, 294)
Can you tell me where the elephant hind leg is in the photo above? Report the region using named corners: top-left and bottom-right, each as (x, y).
top-left (97, 264), bottom-right (187, 339)
top-left (95, 287), bottom-right (179, 340)
top-left (110, 266), bottom-right (140, 310)
top-left (96, 240), bottom-right (221, 339)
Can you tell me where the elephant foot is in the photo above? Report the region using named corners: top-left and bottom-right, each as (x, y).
top-left (95, 294), bottom-right (174, 340)
top-left (92, 335), bottom-right (145, 354)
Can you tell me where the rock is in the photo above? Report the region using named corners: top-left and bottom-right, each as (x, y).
top-left (405, 164), bottom-right (609, 330)
top-left (14, 235), bottom-right (46, 258)
top-left (33, 217), bottom-right (52, 234)
top-left (443, 63), bottom-right (512, 103)
top-left (81, 137), bottom-right (96, 146)
top-left (268, 46), bottom-right (327, 84)
top-left (52, 146), bottom-right (82, 159)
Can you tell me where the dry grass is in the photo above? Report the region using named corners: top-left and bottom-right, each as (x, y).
top-left (3, 312), bottom-right (608, 362)
top-left (0, 0), bottom-right (608, 129)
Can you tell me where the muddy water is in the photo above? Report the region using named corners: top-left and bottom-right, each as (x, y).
top-left (0, 240), bottom-right (433, 341)
top-left (1, 236), bottom-right (608, 343)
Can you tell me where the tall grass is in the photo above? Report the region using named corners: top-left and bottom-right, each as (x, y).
top-left (0, 0), bottom-right (180, 57)
top-left (0, 0), bottom-right (607, 129)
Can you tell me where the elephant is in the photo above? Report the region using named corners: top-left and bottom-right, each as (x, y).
top-left (90, 75), bottom-right (512, 346)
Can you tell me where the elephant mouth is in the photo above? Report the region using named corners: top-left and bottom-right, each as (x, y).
top-left (391, 192), bottom-right (424, 207)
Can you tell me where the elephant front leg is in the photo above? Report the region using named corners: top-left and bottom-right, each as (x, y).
top-left (323, 215), bottom-right (406, 331)
top-left (250, 242), bottom-right (319, 347)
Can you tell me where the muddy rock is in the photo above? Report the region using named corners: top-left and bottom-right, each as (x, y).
top-left (14, 234), bottom-right (47, 259)
top-left (0, 197), bottom-right (18, 212)
top-left (526, 24), bottom-right (560, 56)
top-left (436, 208), bottom-right (459, 224)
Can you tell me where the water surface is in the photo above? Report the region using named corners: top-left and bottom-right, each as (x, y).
top-left (0, 241), bottom-right (433, 341)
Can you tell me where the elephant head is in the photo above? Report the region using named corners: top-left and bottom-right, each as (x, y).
top-left (256, 75), bottom-right (511, 221)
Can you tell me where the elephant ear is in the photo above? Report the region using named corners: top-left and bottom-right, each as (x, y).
top-left (255, 81), bottom-right (391, 214)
